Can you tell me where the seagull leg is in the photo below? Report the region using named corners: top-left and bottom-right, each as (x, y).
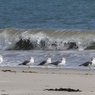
top-left (88, 65), bottom-right (91, 71)
top-left (45, 65), bottom-right (48, 69)
top-left (56, 66), bottom-right (60, 70)
top-left (59, 65), bottom-right (61, 69)
top-left (58, 65), bottom-right (61, 70)
top-left (28, 65), bottom-right (30, 69)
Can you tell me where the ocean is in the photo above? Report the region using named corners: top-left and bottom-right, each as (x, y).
top-left (0, 0), bottom-right (95, 69)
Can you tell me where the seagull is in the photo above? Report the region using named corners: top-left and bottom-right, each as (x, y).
top-left (79, 58), bottom-right (95, 70)
top-left (50, 58), bottom-right (66, 68)
top-left (0, 55), bottom-right (3, 64)
top-left (19, 57), bottom-right (34, 68)
top-left (38, 58), bottom-right (51, 68)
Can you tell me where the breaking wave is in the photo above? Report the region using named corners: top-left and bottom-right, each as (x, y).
top-left (0, 28), bottom-right (95, 50)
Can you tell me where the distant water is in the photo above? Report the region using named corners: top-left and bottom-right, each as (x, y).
top-left (0, 0), bottom-right (95, 69)
top-left (0, 0), bottom-right (95, 29)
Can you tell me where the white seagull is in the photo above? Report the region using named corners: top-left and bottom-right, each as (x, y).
top-left (0, 55), bottom-right (3, 64)
top-left (50, 58), bottom-right (66, 68)
top-left (79, 58), bottom-right (95, 70)
top-left (19, 57), bottom-right (34, 68)
top-left (38, 58), bottom-right (51, 68)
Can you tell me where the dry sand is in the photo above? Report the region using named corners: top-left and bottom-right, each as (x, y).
top-left (0, 67), bottom-right (95, 95)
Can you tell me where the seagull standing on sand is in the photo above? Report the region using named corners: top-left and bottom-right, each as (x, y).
top-left (79, 58), bottom-right (95, 70)
top-left (38, 58), bottom-right (51, 68)
top-left (19, 57), bottom-right (34, 68)
top-left (0, 55), bottom-right (3, 64)
top-left (50, 58), bottom-right (66, 68)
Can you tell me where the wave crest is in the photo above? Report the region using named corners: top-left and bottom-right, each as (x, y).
top-left (0, 28), bottom-right (95, 50)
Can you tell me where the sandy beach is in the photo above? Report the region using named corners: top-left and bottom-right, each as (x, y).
top-left (0, 67), bottom-right (95, 95)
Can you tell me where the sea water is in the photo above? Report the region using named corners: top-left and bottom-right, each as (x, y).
top-left (0, 50), bottom-right (95, 70)
top-left (0, 0), bottom-right (95, 69)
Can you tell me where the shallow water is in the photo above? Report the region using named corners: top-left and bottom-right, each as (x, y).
top-left (0, 50), bottom-right (95, 70)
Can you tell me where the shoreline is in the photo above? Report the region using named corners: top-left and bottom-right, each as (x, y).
top-left (0, 67), bottom-right (95, 95)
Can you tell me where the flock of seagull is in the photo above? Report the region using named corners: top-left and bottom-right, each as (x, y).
top-left (19, 57), bottom-right (66, 69)
top-left (0, 55), bottom-right (95, 70)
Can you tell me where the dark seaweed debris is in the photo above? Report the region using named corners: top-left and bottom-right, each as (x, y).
top-left (2, 70), bottom-right (16, 73)
top-left (22, 71), bottom-right (37, 73)
top-left (45, 88), bottom-right (82, 92)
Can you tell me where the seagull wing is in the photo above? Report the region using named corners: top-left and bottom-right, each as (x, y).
top-left (19, 60), bottom-right (30, 65)
top-left (38, 60), bottom-right (46, 65)
top-left (79, 61), bottom-right (92, 66)
top-left (50, 61), bottom-right (60, 66)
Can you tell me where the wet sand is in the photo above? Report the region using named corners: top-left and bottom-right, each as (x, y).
top-left (0, 67), bottom-right (95, 95)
